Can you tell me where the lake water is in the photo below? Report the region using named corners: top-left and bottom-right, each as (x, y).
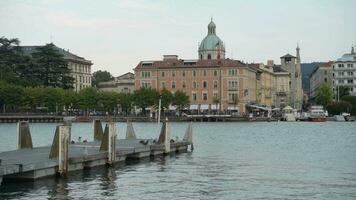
top-left (0, 122), bottom-right (356, 199)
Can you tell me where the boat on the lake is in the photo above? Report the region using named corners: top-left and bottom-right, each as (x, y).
top-left (308, 105), bottom-right (327, 122)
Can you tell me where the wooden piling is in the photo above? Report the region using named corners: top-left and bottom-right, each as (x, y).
top-left (183, 122), bottom-right (194, 151)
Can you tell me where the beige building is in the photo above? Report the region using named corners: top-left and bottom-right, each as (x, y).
top-left (309, 62), bottom-right (333, 100)
top-left (273, 65), bottom-right (291, 108)
top-left (258, 64), bottom-right (275, 107)
top-left (98, 72), bottom-right (135, 93)
top-left (22, 44), bottom-right (92, 92)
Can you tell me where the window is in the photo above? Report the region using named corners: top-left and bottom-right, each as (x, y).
top-left (213, 80), bottom-right (218, 88)
top-left (202, 92), bottom-right (208, 101)
top-left (217, 54), bottom-right (220, 59)
top-left (172, 71), bottom-right (175, 77)
top-left (213, 92), bottom-right (218, 99)
top-left (324, 78), bottom-right (327, 83)
top-left (193, 70), bottom-right (196, 77)
top-left (347, 79), bottom-right (353, 84)
top-left (161, 81), bottom-right (166, 89)
top-left (203, 81), bottom-right (207, 89)
top-left (200, 54), bottom-right (203, 60)
top-left (161, 72), bottom-right (165, 77)
top-left (141, 81), bottom-right (151, 88)
top-left (192, 93), bottom-right (197, 101)
top-left (171, 81), bottom-right (176, 89)
top-left (228, 80), bottom-right (238, 89)
top-left (182, 81), bottom-right (186, 89)
top-left (214, 70), bottom-right (218, 76)
top-left (203, 70), bottom-right (207, 76)
top-left (141, 71), bottom-right (151, 78)
top-left (208, 54), bottom-right (211, 60)
top-left (182, 71), bottom-right (185, 77)
top-left (347, 64), bottom-right (353, 68)
top-left (324, 70), bottom-right (327, 75)
top-left (228, 69), bottom-right (237, 76)
top-left (228, 92), bottom-right (238, 103)
top-left (338, 79), bottom-right (344, 84)
top-left (193, 81), bottom-right (197, 89)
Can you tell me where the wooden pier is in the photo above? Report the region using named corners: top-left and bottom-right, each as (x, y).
top-left (0, 120), bottom-right (193, 186)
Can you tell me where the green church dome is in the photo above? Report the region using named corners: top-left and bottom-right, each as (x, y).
top-left (199, 19), bottom-right (225, 51)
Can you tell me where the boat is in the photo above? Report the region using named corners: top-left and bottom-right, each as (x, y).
top-left (308, 105), bottom-right (327, 122)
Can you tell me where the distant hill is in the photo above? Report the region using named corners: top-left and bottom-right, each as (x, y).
top-left (301, 62), bottom-right (323, 93)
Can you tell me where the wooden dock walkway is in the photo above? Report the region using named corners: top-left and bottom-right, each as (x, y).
top-left (0, 120), bottom-right (193, 186)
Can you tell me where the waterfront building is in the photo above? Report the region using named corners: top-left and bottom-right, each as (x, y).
top-left (21, 44), bottom-right (93, 92)
top-left (98, 72), bottom-right (135, 93)
top-left (332, 46), bottom-right (356, 96)
top-left (134, 19), bottom-right (263, 113)
top-left (280, 45), bottom-right (303, 110)
top-left (309, 62), bottom-right (333, 100)
top-left (258, 63), bottom-right (275, 107)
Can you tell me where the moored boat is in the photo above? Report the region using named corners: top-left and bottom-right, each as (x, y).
top-left (308, 105), bottom-right (326, 122)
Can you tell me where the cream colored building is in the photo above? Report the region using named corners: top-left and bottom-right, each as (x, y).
top-left (21, 44), bottom-right (92, 92)
top-left (98, 72), bottom-right (135, 93)
top-left (309, 62), bottom-right (333, 99)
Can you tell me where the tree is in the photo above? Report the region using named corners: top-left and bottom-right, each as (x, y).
top-left (172, 90), bottom-right (189, 114)
top-left (337, 86), bottom-right (351, 99)
top-left (326, 101), bottom-right (352, 115)
top-left (78, 87), bottom-right (99, 115)
top-left (0, 83), bottom-right (24, 112)
top-left (31, 44), bottom-right (74, 89)
top-left (341, 95), bottom-right (356, 115)
top-left (158, 89), bottom-right (173, 111)
top-left (92, 70), bottom-right (113, 87)
top-left (0, 37), bottom-right (23, 84)
top-left (118, 93), bottom-right (133, 116)
top-left (315, 83), bottom-right (332, 107)
top-left (98, 91), bottom-right (120, 115)
top-left (133, 87), bottom-right (158, 115)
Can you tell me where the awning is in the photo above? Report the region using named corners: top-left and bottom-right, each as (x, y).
top-left (227, 106), bottom-right (238, 110)
top-left (211, 104), bottom-right (220, 110)
top-left (200, 104), bottom-right (209, 110)
top-left (189, 104), bottom-right (198, 110)
top-left (169, 105), bottom-right (177, 110)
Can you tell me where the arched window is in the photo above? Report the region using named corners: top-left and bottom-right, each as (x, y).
top-left (200, 54), bottom-right (203, 60)
top-left (208, 54), bottom-right (211, 60)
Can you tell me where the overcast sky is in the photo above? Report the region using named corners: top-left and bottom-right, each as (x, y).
top-left (1, 0), bottom-right (355, 76)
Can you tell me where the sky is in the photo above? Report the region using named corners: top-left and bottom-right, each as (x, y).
top-left (1, 0), bottom-right (355, 76)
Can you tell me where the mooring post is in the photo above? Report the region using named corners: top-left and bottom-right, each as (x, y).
top-left (158, 118), bottom-right (171, 154)
top-left (17, 121), bottom-right (33, 149)
top-left (183, 122), bottom-right (194, 151)
top-left (126, 119), bottom-right (136, 139)
top-left (100, 122), bottom-right (117, 165)
top-left (93, 119), bottom-right (103, 141)
top-left (49, 125), bottom-right (71, 176)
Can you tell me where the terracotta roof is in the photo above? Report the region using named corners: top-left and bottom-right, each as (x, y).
top-left (135, 58), bottom-right (249, 70)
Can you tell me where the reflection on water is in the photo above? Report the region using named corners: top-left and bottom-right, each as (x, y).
top-left (0, 122), bottom-right (356, 199)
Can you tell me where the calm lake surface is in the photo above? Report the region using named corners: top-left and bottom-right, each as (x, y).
top-left (0, 122), bottom-right (356, 199)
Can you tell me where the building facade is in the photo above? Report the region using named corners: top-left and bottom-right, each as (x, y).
top-left (21, 44), bottom-right (92, 92)
top-left (98, 72), bottom-right (135, 93)
top-left (309, 62), bottom-right (333, 100)
top-left (332, 46), bottom-right (356, 96)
